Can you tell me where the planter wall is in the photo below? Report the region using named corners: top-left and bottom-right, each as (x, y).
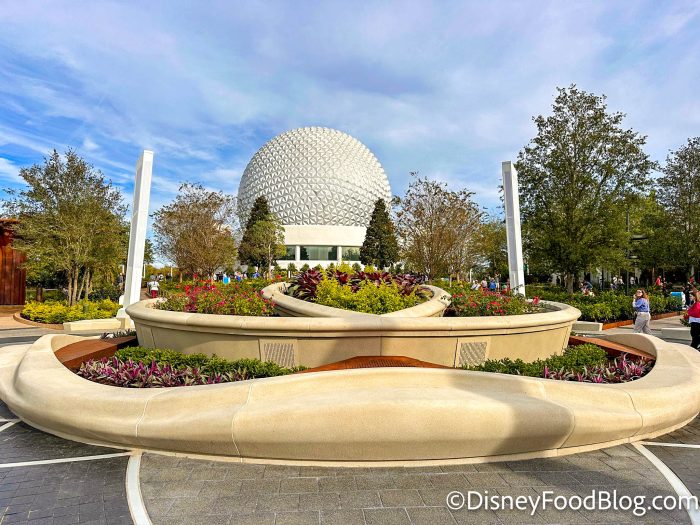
top-left (126, 299), bottom-right (580, 368)
top-left (0, 333), bottom-right (698, 464)
top-left (260, 282), bottom-right (451, 318)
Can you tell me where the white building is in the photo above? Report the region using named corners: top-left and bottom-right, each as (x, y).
top-left (237, 127), bottom-right (392, 268)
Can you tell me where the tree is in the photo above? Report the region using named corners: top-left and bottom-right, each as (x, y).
top-left (238, 213), bottom-right (286, 277)
top-left (516, 85), bottom-right (654, 293)
top-left (238, 196), bottom-right (272, 268)
top-left (360, 199), bottom-right (399, 268)
top-left (152, 183), bottom-right (237, 278)
top-left (394, 173), bottom-right (483, 282)
top-left (476, 218), bottom-right (509, 276)
top-left (3, 149), bottom-right (127, 305)
top-left (657, 137), bottom-right (700, 279)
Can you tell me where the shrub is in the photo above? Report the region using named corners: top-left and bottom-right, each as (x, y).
top-left (444, 285), bottom-right (540, 317)
top-left (155, 279), bottom-right (275, 316)
top-left (75, 346), bottom-right (305, 387)
top-left (115, 346), bottom-right (303, 377)
top-left (523, 286), bottom-right (681, 322)
top-left (314, 279), bottom-right (421, 314)
top-left (21, 299), bottom-right (120, 324)
top-left (465, 343), bottom-right (653, 383)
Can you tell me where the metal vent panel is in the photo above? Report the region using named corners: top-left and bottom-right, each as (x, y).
top-left (456, 338), bottom-right (490, 367)
top-left (259, 339), bottom-right (298, 368)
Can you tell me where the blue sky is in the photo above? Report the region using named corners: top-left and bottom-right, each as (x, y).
top-left (1, 1), bottom-right (699, 223)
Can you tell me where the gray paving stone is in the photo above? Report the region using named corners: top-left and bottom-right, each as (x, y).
top-left (299, 492), bottom-right (341, 511)
top-left (406, 505), bottom-right (456, 524)
top-left (339, 490), bottom-right (381, 509)
top-left (363, 507), bottom-right (410, 524)
top-left (320, 509), bottom-right (365, 524)
top-left (279, 477), bottom-right (320, 494)
top-left (274, 511), bottom-right (321, 524)
top-left (378, 489), bottom-right (423, 508)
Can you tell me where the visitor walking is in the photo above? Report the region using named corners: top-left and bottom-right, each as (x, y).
top-left (632, 289), bottom-right (652, 335)
top-left (688, 290), bottom-right (700, 350)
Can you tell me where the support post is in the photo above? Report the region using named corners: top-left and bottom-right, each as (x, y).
top-left (502, 161), bottom-right (525, 296)
top-left (117, 150), bottom-right (154, 321)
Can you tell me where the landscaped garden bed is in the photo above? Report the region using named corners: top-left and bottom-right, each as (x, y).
top-left (20, 299), bottom-right (120, 324)
top-left (286, 268), bottom-right (429, 314)
top-left (466, 342), bottom-right (653, 383)
top-left (155, 279), bottom-right (276, 316)
top-left (525, 285), bottom-right (681, 323)
top-left (444, 283), bottom-right (543, 316)
top-left (76, 345), bottom-right (304, 387)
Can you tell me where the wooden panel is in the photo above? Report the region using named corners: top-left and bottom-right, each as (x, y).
top-left (0, 245), bottom-right (26, 305)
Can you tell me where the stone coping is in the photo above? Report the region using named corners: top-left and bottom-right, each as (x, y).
top-left (260, 282), bottom-right (451, 318)
top-left (126, 298), bottom-right (580, 334)
top-left (0, 333), bottom-right (698, 464)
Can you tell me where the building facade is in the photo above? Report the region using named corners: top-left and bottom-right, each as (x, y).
top-left (237, 127), bottom-right (392, 268)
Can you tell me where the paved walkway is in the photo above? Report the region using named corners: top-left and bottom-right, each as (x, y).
top-left (1, 345), bottom-right (700, 524)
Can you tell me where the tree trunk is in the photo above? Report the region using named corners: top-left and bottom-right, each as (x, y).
top-left (564, 272), bottom-right (575, 294)
top-left (77, 270), bottom-right (86, 302)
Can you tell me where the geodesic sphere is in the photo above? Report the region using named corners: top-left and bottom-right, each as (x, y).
top-left (237, 127), bottom-right (391, 227)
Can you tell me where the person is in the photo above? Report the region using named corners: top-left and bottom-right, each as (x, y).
top-left (488, 278), bottom-right (497, 291)
top-left (688, 290), bottom-right (700, 350)
top-left (147, 278), bottom-right (159, 298)
top-left (632, 289), bottom-right (652, 335)
top-left (655, 275), bottom-right (662, 287)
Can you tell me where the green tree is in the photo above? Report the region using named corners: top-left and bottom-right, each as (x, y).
top-left (238, 196), bottom-right (273, 268)
top-left (394, 173), bottom-right (482, 282)
top-left (240, 214), bottom-right (286, 278)
top-left (476, 218), bottom-right (509, 276)
top-left (152, 183), bottom-right (237, 279)
top-left (360, 199), bottom-right (399, 269)
top-left (657, 137), bottom-right (700, 279)
top-left (516, 85), bottom-right (654, 293)
top-left (3, 149), bottom-right (127, 305)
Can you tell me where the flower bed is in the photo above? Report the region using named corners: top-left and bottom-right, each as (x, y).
top-left (155, 279), bottom-right (276, 316)
top-left (21, 299), bottom-right (120, 324)
top-left (466, 343), bottom-right (653, 383)
top-left (285, 268), bottom-right (429, 314)
top-left (525, 285), bottom-right (681, 323)
top-left (76, 346), bottom-right (304, 387)
top-left (444, 285), bottom-right (542, 316)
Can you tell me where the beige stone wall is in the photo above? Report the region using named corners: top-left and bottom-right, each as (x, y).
top-left (0, 333), bottom-right (698, 464)
top-left (127, 299), bottom-right (579, 367)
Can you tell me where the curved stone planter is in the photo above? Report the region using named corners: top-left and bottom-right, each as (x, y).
top-left (126, 300), bottom-right (581, 367)
top-left (260, 282), bottom-right (451, 318)
top-left (0, 334), bottom-right (698, 465)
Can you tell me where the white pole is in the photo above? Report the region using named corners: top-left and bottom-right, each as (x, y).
top-left (117, 150), bottom-right (154, 321)
top-left (502, 161), bottom-right (525, 297)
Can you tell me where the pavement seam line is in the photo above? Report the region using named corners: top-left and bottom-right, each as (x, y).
top-left (632, 442), bottom-right (700, 525)
top-left (639, 442), bottom-right (700, 449)
top-left (0, 451), bottom-right (131, 468)
top-left (126, 451), bottom-right (153, 525)
top-left (0, 420), bottom-right (17, 433)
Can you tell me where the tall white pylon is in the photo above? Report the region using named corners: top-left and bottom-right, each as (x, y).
top-left (502, 161), bottom-right (525, 296)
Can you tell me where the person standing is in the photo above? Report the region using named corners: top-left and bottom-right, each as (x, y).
top-left (632, 289), bottom-right (652, 334)
top-left (688, 290), bottom-right (700, 350)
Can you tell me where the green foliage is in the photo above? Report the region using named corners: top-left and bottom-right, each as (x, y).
top-left (657, 137), bottom-right (700, 276)
top-left (152, 183), bottom-right (237, 278)
top-left (4, 149), bottom-right (127, 305)
top-left (525, 286), bottom-right (681, 322)
top-left (394, 173), bottom-right (483, 281)
top-left (466, 344), bottom-right (608, 376)
top-left (300, 263), bottom-right (310, 272)
top-left (444, 285), bottom-right (540, 316)
top-left (516, 85), bottom-right (655, 292)
top-left (314, 279), bottom-right (421, 314)
top-left (360, 198), bottom-right (399, 268)
top-left (114, 346), bottom-right (305, 377)
top-left (21, 299), bottom-right (120, 324)
top-left (156, 279), bottom-right (276, 316)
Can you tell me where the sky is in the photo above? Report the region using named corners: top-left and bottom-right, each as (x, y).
top-left (1, 0), bottom-right (699, 227)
